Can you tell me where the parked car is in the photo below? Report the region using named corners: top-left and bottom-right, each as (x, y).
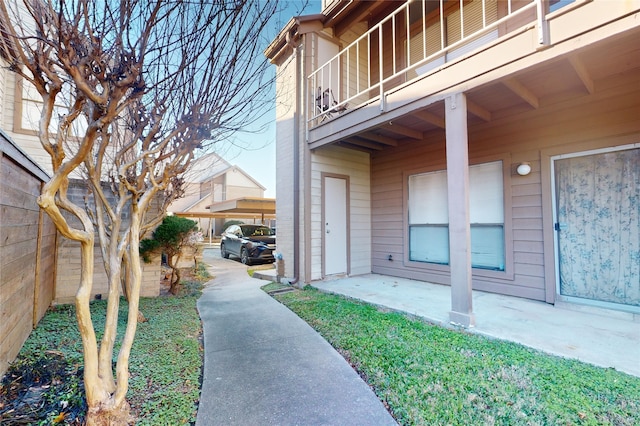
top-left (220, 224), bottom-right (276, 265)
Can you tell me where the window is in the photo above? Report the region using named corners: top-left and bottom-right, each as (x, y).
top-left (408, 161), bottom-right (505, 270)
top-left (17, 77), bottom-right (87, 136)
top-left (549, 0), bottom-right (575, 13)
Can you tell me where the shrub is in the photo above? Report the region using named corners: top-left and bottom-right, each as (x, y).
top-left (140, 216), bottom-right (199, 294)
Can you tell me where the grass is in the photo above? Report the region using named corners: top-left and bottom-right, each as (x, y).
top-left (261, 282), bottom-right (290, 293)
top-left (271, 286), bottom-right (640, 426)
top-left (1, 267), bottom-right (208, 425)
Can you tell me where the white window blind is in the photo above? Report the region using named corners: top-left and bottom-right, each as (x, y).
top-left (408, 161), bottom-right (505, 270)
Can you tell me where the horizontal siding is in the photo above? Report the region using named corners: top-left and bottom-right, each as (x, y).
top-left (1, 71), bottom-right (53, 175)
top-left (274, 55), bottom-right (297, 278)
top-left (370, 70), bottom-right (640, 301)
top-left (54, 242), bottom-right (160, 304)
top-left (34, 214), bottom-right (57, 322)
top-left (0, 154), bottom-right (53, 377)
top-left (310, 145), bottom-right (371, 279)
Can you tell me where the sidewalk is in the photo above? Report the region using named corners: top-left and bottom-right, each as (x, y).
top-left (196, 254), bottom-right (396, 425)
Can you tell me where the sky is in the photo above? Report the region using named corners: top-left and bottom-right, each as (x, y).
top-left (221, 0), bottom-right (322, 198)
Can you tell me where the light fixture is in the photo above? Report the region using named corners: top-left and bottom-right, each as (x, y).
top-left (516, 162), bottom-right (531, 176)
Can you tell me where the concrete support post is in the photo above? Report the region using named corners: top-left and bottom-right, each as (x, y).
top-left (445, 92), bottom-right (475, 328)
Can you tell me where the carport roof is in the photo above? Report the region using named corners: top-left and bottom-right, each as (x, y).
top-left (207, 197), bottom-right (275, 215)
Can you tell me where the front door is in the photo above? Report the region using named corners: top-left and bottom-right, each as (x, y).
top-left (323, 176), bottom-right (348, 276)
top-left (553, 146), bottom-right (639, 311)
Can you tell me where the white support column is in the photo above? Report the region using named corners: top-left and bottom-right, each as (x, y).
top-left (445, 92), bottom-right (475, 328)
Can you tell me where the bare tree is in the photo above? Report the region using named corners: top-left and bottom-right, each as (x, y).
top-left (0, 0), bottom-right (282, 423)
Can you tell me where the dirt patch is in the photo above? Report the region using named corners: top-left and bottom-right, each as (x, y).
top-left (159, 266), bottom-right (200, 296)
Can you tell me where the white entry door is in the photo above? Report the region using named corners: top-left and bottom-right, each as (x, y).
top-left (324, 176), bottom-right (348, 276)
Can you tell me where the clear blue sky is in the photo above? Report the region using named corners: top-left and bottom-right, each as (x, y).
top-left (224, 0), bottom-right (322, 198)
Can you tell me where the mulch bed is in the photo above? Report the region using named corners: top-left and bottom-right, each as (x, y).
top-left (0, 351), bottom-right (86, 425)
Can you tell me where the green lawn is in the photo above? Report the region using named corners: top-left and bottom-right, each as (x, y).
top-left (271, 286), bottom-right (640, 426)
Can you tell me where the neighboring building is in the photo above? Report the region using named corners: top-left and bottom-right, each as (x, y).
top-left (168, 152), bottom-right (274, 236)
top-left (0, 21), bottom-right (160, 305)
top-left (265, 0), bottom-right (640, 326)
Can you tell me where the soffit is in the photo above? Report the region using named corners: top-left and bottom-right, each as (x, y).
top-left (326, 26), bottom-right (640, 154)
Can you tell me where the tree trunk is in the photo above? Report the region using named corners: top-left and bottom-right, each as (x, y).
top-left (168, 252), bottom-right (182, 295)
top-left (85, 398), bottom-right (131, 426)
top-left (120, 252), bottom-right (132, 302)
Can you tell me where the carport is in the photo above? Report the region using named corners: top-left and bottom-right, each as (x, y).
top-left (175, 197), bottom-right (276, 241)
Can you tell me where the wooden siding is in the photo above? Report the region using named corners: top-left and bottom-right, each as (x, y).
top-left (274, 53), bottom-right (297, 278)
top-left (310, 145), bottom-right (371, 280)
top-left (33, 203), bottom-right (57, 324)
top-left (53, 242), bottom-right (160, 305)
top-left (370, 70), bottom-right (640, 301)
top-left (0, 143), bottom-right (55, 377)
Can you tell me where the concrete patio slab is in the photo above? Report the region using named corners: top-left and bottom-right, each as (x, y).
top-left (310, 274), bottom-right (639, 377)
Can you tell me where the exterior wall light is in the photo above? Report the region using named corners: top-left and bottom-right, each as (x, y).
top-left (516, 162), bottom-right (532, 176)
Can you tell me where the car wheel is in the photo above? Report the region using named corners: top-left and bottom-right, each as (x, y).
top-left (220, 243), bottom-right (229, 259)
top-left (240, 247), bottom-right (252, 265)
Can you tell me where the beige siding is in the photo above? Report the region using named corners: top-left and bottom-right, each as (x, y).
top-left (226, 169), bottom-right (264, 199)
top-left (274, 54), bottom-right (297, 278)
top-left (169, 181), bottom-right (202, 212)
top-left (0, 60), bottom-right (5, 118)
top-left (1, 72), bottom-right (52, 174)
top-left (310, 145), bottom-right (371, 279)
top-left (371, 70), bottom-right (640, 301)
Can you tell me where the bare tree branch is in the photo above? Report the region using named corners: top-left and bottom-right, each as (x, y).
top-left (0, 0), bottom-right (293, 423)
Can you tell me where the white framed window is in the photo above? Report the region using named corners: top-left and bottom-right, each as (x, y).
top-left (408, 160), bottom-right (505, 270)
top-left (17, 77), bottom-right (88, 136)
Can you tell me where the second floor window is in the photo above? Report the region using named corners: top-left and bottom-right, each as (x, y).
top-left (17, 77), bottom-right (87, 137)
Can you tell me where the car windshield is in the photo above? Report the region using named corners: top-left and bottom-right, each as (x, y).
top-left (240, 225), bottom-right (274, 237)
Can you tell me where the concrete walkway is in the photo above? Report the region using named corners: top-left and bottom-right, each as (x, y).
top-left (196, 251), bottom-right (396, 425)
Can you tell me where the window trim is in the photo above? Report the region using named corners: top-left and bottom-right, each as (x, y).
top-left (13, 75), bottom-right (85, 140)
top-left (402, 154), bottom-right (514, 281)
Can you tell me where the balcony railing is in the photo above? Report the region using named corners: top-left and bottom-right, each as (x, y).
top-left (308, 0), bottom-right (558, 130)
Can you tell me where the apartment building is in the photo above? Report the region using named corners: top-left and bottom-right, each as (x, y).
top-left (265, 0), bottom-right (640, 326)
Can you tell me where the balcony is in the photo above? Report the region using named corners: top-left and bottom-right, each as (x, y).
top-left (307, 0), bottom-right (576, 134)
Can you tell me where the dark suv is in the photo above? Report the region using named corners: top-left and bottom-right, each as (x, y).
top-left (220, 224), bottom-right (276, 265)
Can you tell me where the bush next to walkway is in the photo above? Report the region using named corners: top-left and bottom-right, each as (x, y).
top-left (271, 286), bottom-right (640, 425)
top-left (140, 215), bottom-right (201, 294)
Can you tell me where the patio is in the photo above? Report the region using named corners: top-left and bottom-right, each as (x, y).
top-left (256, 269), bottom-right (639, 377)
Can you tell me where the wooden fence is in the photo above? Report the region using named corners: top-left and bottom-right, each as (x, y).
top-left (0, 131), bottom-right (56, 377)
top-left (1, 131), bottom-right (162, 378)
